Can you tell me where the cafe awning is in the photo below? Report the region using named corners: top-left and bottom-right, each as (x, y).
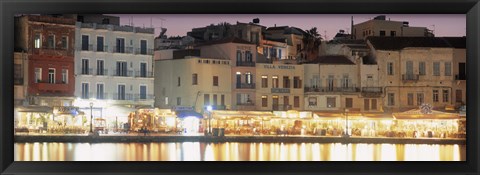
top-left (313, 110), bottom-right (345, 119)
top-left (393, 109), bottom-right (459, 120)
top-left (211, 110), bottom-right (275, 119)
top-left (314, 111), bottom-right (393, 120)
top-left (176, 111), bottom-right (203, 119)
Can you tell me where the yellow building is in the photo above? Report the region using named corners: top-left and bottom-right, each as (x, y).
top-left (353, 15), bottom-right (433, 40)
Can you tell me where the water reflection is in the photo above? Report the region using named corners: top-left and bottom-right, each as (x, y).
top-left (14, 142), bottom-right (465, 161)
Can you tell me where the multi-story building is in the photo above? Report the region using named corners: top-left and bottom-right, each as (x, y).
top-left (265, 26), bottom-right (307, 60)
top-left (74, 20), bottom-right (155, 124)
top-left (13, 51), bottom-right (28, 106)
top-left (14, 15), bottom-right (77, 107)
top-left (367, 36), bottom-right (466, 112)
top-left (154, 51), bottom-right (232, 112)
top-left (257, 38), bottom-right (290, 63)
top-left (353, 15), bottom-right (434, 40)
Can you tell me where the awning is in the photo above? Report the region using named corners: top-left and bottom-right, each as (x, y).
top-left (314, 111), bottom-right (393, 120)
top-left (16, 106), bottom-right (52, 113)
top-left (313, 111), bottom-right (345, 119)
top-left (176, 111), bottom-right (203, 118)
top-left (393, 109), bottom-right (459, 120)
top-left (211, 110), bottom-right (275, 119)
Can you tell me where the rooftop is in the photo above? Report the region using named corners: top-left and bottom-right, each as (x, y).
top-left (306, 55), bottom-right (355, 65)
top-left (367, 36), bottom-right (466, 50)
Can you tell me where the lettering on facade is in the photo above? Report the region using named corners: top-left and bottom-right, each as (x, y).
top-left (263, 65), bottom-right (295, 70)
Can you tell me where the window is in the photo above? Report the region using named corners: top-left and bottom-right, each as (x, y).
top-left (48, 68), bottom-right (55, 84)
top-left (177, 77), bottom-right (181, 86)
top-left (165, 97), bottom-right (169, 105)
top-left (35, 68), bottom-right (42, 83)
top-left (433, 90), bottom-right (439, 102)
top-left (97, 36), bottom-right (104, 52)
top-left (390, 31), bottom-right (396, 36)
top-left (204, 94), bottom-right (210, 106)
top-left (346, 98), bottom-right (353, 108)
top-left (283, 76), bottom-right (290, 88)
top-left (82, 35), bottom-right (89, 51)
top-left (177, 97), bottom-right (181, 105)
top-left (97, 84), bottom-right (104, 99)
top-left (371, 99), bottom-right (377, 110)
top-left (387, 62), bottom-right (394, 75)
top-left (261, 76), bottom-right (268, 88)
top-left (116, 38), bottom-right (125, 53)
top-left (272, 96), bottom-right (279, 110)
top-left (407, 93), bottom-right (414, 106)
top-left (140, 40), bottom-right (147, 55)
top-left (443, 90), bottom-right (449, 102)
top-left (364, 99), bottom-right (370, 110)
top-left (341, 74), bottom-right (349, 88)
top-left (456, 90), bottom-right (462, 102)
top-left (213, 76), bottom-right (219, 86)
top-left (279, 49), bottom-right (282, 59)
top-left (293, 76), bottom-right (302, 88)
top-left (284, 96), bottom-right (290, 108)
top-left (47, 35), bottom-right (55, 49)
top-left (419, 62), bottom-right (426, 75)
top-left (388, 93), bottom-right (395, 106)
top-left (192, 74), bottom-right (198, 85)
top-left (246, 72), bottom-right (252, 84)
top-left (294, 96), bottom-right (300, 108)
top-left (272, 76), bottom-right (279, 88)
top-left (308, 97), bottom-right (317, 106)
top-left (61, 36), bottom-right (68, 49)
top-left (97, 60), bottom-right (104, 75)
top-left (327, 97), bottom-right (336, 108)
top-left (237, 93), bottom-right (252, 105)
top-left (236, 50), bottom-right (242, 63)
top-left (262, 95), bottom-right (268, 107)
top-left (117, 85), bottom-right (125, 100)
top-left (379, 30), bottom-right (386, 36)
top-left (221, 95), bottom-right (225, 106)
top-left (82, 59), bottom-right (89, 75)
top-left (140, 85), bottom-right (147, 100)
top-left (81, 83), bottom-right (89, 99)
top-left (245, 51), bottom-right (252, 62)
top-left (327, 75), bottom-right (334, 91)
top-left (116, 61), bottom-right (127, 76)
top-left (433, 62), bottom-right (440, 76)
top-left (213, 94), bottom-right (218, 106)
top-left (417, 93), bottom-right (424, 105)
top-left (61, 69), bottom-right (67, 84)
top-left (140, 63), bottom-right (147, 77)
top-left (445, 62), bottom-right (452, 76)
top-left (34, 33), bottom-right (41, 48)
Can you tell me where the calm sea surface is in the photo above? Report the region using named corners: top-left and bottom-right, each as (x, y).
top-left (14, 142), bottom-right (466, 161)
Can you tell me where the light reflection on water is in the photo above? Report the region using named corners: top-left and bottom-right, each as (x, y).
top-left (14, 142), bottom-right (465, 161)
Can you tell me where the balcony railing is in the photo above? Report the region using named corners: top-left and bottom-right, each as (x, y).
top-left (95, 69), bottom-right (109, 76)
top-left (236, 83), bottom-right (255, 89)
top-left (134, 71), bottom-right (153, 78)
top-left (135, 48), bottom-right (154, 55)
top-left (133, 94), bottom-right (154, 101)
top-left (113, 70), bottom-right (133, 77)
top-left (14, 78), bottom-right (24, 85)
top-left (95, 46), bottom-right (109, 52)
top-left (113, 93), bottom-right (133, 100)
top-left (272, 104), bottom-right (293, 111)
top-left (402, 74), bottom-right (419, 81)
top-left (80, 68), bottom-right (93, 75)
top-left (304, 87), bottom-right (360, 93)
top-left (78, 44), bottom-right (94, 51)
top-left (33, 47), bottom-right (71, 56)
top-left (237, 102), bottom-right (255, 106)
top-left (37, 82), bottom-right (69, 92)
top-left (94, 93), bottom-right (107, 100)
top-left (113, 46), bottom-right (133, 54)
top-left (455, 74), bottom-right (466, 80)
top-left (361, 87), bottom-right (383, 97)
top-left (236, 61), bottom-right (256, 67)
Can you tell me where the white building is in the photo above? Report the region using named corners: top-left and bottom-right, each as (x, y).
top-left (74, 22), bottom-right (155, 128)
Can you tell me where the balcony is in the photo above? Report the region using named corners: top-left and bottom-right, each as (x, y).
top-left (402, 74), bottom-right (419, 82)
top-left (455, 74), bottom-right (466, 80)
top-left (361, 87), bottom-right (383, 97)
top-left (135, 48), bottom-right (154, 55)
top-left (113, 93), bottom-right (133, 100)
top-left (113, 46), bottom-right (133, 54)
top-left (94, 93), bottom-right (108, 100)
top-left (77, 45), bottom-right (94, 51)
top-left (95, 46), bottom-right (109, 52)
top-left (14, 78), bottom-right (24, 85)
top-left (80, 68), bottom-right (93, 75)
top-left (95, 69), bottom-right (109, 76)
top-left (113, 70), bottom-right (133, 77)
top-left (271, 88), bottom-right (290, 93)
top-left (236, 83), bottom-right (256, 89)
top-left (237, 102), bottom-right (255, 106)
top-left (134, 71), bottom-right (153, 78)
top-left (133, 94), bottom-right (154, 101)
top-left (236, 61), bottom-right (256, 67)
top-left (37, 82), bottom-right (69, 92)
top-left (33, 47), bottom-right (70, 56)
top-left (304, 86), bottom-right (360, 93)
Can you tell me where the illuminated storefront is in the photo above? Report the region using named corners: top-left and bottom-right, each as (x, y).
top-left (393, 109), bottom-right (462, 138)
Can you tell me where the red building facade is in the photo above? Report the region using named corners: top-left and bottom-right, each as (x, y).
top-left (15, 15), bottom-right (76, 104)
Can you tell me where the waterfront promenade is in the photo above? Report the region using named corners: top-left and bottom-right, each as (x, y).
top-left (15, 134), bottom-right (466, 145)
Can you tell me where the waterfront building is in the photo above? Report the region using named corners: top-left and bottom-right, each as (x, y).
top-left (366, 36), bottom-right (466, 112)
top-left (14, 15), bottom-right (78, 130)
top-left (257, 38), bottom-right (290, 63)
top-left (353, 15), bottom-right (434, 40)
top-left (73, 20), bottom-right (155, 129)
top-left (264, 26), bottom-right (307, 60)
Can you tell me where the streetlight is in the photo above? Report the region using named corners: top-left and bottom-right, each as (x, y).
top-left (89, 102), bottom-right (94, 134)
top-left (207, 105), bottom-right (212, 135)
top-left (344, 108), bottom-right (350, 137)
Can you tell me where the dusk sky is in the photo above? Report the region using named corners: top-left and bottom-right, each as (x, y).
top-left (114, 14), bottom-right (466, 40)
